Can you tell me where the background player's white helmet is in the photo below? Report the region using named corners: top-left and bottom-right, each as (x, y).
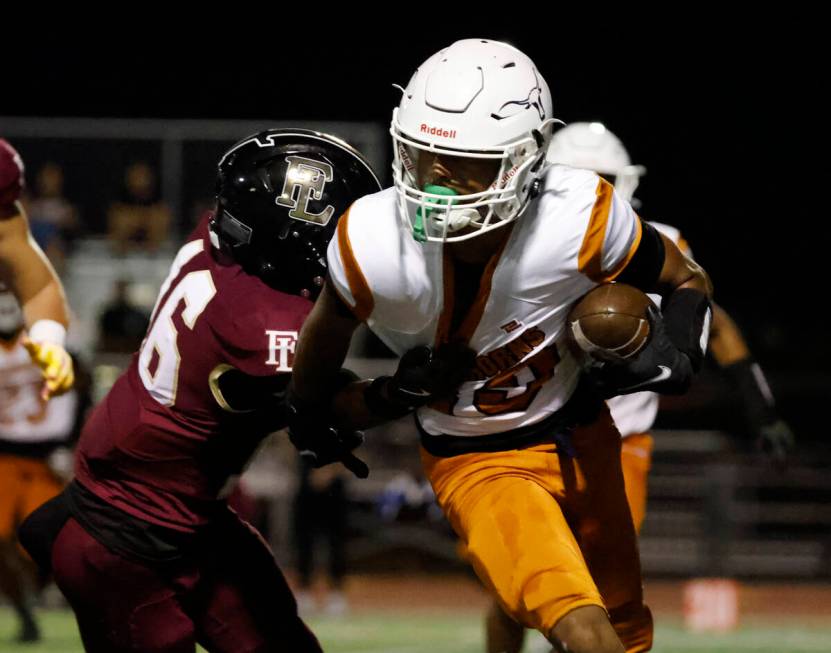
top-left (391, 39), bottom-right (558, 243)
top-left (546, 122), bottom-right (646, 202)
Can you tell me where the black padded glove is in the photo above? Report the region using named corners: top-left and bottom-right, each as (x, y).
top-left (587, 306), bottom-right (694, 399)
top-left (366, 342), bottom-right (477, 417)
top-left (287, 403), bottom-right (369, 479)
top-left (724, 357), bottom-right (795, 472)
top-left (757, 418), bottom-right (795, 472)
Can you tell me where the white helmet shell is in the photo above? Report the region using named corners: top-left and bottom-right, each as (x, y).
top-left (391, 39), bottom-right (558, 242)
top-left (546, 122), bottom-right (646, 202)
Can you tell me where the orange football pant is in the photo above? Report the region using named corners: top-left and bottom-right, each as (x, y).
top-left (0, 454), bottom-right (64, 540)
top-left (422, 405), bottom-right (653, 652)
top-left (620, 433), bottom-right (654, 533)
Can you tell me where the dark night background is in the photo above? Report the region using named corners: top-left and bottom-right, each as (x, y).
top-left (3, 25), bottom-right (825, 435)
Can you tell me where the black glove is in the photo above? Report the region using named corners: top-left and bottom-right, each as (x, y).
top-left (366, 343), bottom-right (477, 417)
top-left (723, 357), bottom-right (794, 472)
top-left (756, 418), bottom-right (795, 472)
top-left (287, 403), bottom-right (369, 479)
top-left (587, 306), bottom-right (693, 399)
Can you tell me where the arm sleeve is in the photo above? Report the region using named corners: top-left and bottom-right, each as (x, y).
top-left (615, 221), bottom-right (666, 290)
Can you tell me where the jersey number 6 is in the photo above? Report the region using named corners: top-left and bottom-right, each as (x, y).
top-left (138, 241), bottom-right (217, 406)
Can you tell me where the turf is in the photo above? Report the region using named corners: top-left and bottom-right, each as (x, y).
top-left (1, 607), bottom-right (830, 652)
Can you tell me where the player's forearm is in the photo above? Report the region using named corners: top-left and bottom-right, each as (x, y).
top-left (709, 304), bottom-right (780, 427)
top-left (0, 206), bottom-right (69, 328)
top-left (22, 278), bottom-right (70, 330)
top-left (708, 303), bottom-right (751, 366)
top-left (291, 335), bottom-right (349, 408)
top-left (290, 283), bottom-right (359, 407)
top-left (651, 234), bottom-right (713, 370)
top-left (330, 379), bottom-right (391, 430)
top-left (293, 353), bottom-right (390, 431)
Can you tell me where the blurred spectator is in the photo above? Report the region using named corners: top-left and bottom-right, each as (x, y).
top-left (25, 163), bottom-right (79, 272)
top-left (97, 279), bottom-right (150, 354)
top-left (293, 459), bottom-right (349, 616)
top-left (107, 162), bottom-right (171, 253)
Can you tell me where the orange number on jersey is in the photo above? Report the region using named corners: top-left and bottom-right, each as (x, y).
top-left (473, 345), bottom-right (561, 416)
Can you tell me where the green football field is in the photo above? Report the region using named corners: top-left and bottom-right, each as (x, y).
top-left (1, 608), bottom-right (830, 652)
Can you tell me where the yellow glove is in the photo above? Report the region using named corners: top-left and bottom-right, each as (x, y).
top-left (22, 336), bottom-right (75, 400)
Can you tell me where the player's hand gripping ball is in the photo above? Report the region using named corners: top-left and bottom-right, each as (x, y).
top-left (567, 282), bottom-right (654, 364)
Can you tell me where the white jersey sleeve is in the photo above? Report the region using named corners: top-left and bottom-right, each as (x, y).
top-left (327, 188), bottom-right (447, 351)
top-left (575, 175), bottom-right (643, 284)
top-left (327, 203), bottom-right (375, 323)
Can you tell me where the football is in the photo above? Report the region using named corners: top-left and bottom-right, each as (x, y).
top-left (567, 282), bottom-right (654, 363)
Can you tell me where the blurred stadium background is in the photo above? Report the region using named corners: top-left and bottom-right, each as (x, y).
top-left (1, 24), bottom-right (827, 653)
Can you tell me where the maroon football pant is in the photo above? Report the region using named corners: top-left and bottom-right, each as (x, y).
top-left (51, 515), bottom-right (321, 653)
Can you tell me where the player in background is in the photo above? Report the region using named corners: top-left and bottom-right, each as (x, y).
top-left (0, 285), bottom-right (86, 643)
top-left (19, 129), bottom-right (380, 653)
top-left (0, 139), bottom-right (74, 400)
top-left (548, 121), bottom-right (794, 508)
top-left (482, 121), bottom-right (796, 653)
top-left (288, 40), bottom-right (714, 653)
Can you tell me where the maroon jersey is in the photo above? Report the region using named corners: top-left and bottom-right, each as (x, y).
top-left (75, 215), bottom-right (312, 532)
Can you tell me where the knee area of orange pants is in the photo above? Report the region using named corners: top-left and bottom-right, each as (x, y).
top-left (422, 408), bottom-right (651, 641)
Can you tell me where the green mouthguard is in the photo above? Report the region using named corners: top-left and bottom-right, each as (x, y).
top-left (413, 184), bottom-right (457, 243)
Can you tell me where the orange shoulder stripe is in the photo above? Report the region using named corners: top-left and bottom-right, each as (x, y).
top-left (578, 178), bottom-right (615, 282)
top-left (336, 207), bottom-right (374, 322)
top-left (604, 216), bottom-right (643, 282)
top-left (578, 179), bottom-right (643, 283)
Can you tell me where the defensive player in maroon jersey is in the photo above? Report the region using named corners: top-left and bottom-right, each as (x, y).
top-left (19, 129), bottom-right (380, 653)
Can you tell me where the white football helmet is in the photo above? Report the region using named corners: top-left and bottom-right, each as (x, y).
top-left (391, 39), bottom-right (559, 243)
top-left (546, 122), bottom-right (646, 202)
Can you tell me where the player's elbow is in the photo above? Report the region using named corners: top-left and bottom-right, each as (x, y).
top-left (682, 260), bottom-right (713, 297)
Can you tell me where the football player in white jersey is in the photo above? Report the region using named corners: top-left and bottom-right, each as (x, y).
top-left (481, 121), bottom-right (795, 653)
top-left (288, 40), bottom-right (713, 653)
top-left (0, 139), bottom-right (74, 400)
top-left (0, 286), bottom-right (82, 643)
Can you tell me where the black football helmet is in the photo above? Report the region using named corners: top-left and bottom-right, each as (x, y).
top-left (211, 128), bottom-right (381, 298)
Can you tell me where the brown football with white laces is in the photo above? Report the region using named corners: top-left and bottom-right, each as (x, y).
top-left (567, 282), bottom-right (653, 363)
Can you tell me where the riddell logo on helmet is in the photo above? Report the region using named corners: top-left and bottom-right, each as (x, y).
top-left (420, 124), bottom-right (457, 139)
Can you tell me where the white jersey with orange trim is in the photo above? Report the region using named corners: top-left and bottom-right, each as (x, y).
top-left (0, 336), bottom-right (77, 443)
top-left (328, 165), bottom-right (643, 437)
top-left (606, 221), bottom-right (693, 437)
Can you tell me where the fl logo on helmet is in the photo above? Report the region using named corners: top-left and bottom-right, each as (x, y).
top-left (276, 156), bottom-right (335, 225)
